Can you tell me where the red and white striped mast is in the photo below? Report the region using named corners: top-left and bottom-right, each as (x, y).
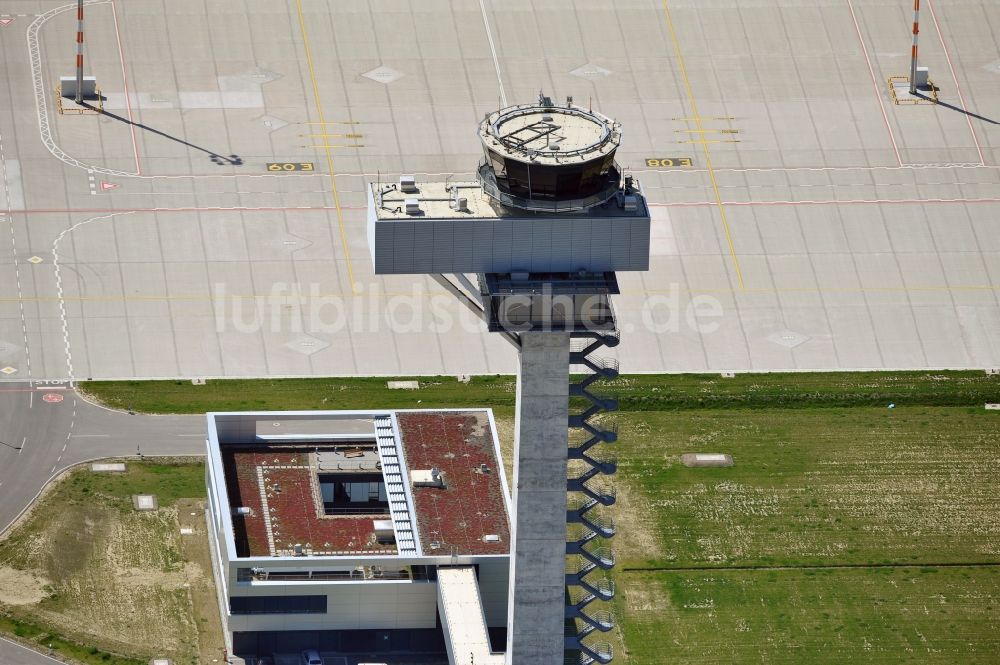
top-left (74, 0), bottom-right (84, 103)
top-left (908, 0), bottom-right (920, 94)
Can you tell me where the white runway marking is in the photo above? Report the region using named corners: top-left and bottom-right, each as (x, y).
top-left (0, 130), bottom-right (33, 382)
top-left (846, 0), bottom-right (903, 167)
top-left (477, 0), bottom-right (506, 106)
top-left (51, 211), bottom-right (139, 381)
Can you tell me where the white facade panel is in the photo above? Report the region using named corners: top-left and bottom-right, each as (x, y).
top-left (227, 582), bottom-right (438, 633)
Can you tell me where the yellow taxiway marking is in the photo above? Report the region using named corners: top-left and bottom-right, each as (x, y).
top-left (294, 0), bottom-right (357, 295)
top-left (661, 0), bottom-right (745, 289)
top-left (673, 116), bottom-right (736, 122)
top-left (303, 144), bottom-right (366, 149)
top-left (299, 121), bottom-right (362, 125)
top-left (302, 133), bottom-right (364, 139)
top-left (679, 139), bottom-right (741, 145)
top-left (675, 129), bottom-right (740, 135)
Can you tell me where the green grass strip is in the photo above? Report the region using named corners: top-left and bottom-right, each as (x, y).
top-left (82, 371), bottom-right (999, 414)
top-left (0, 612), bottom-right (145, 665)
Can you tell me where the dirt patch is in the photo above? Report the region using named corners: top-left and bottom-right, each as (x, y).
top-left (0, 464), bottom-right (213, 664)
top-left (176, 499), bottom-right (226, 665)
top-left (613, 482), bottom-right (665, 564)
top-left (494, 416), bottom-right (515, 486)
top-left (115, 561), bottom-right (202, 589)
top-left (0, 567), bottom-right (51, 605)
top-left (622, 577), bottom-right (670, 612)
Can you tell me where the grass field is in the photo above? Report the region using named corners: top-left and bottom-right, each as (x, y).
top-left (610, 404), bottom-right (1000, 664)
top-left (615, 407), bottom-right (1000, 569)
top-left (78, 373), bottom-right (1000, 664)
top-left (621, 567), bottom-right (1000, 664)
top-left (81, 370), bottom-right (999, 414)
top-left (0, 461), bottom-right (222, 665)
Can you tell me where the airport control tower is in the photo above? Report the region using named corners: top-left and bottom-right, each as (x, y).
top-left (368, 94), bottom-right (651, 665)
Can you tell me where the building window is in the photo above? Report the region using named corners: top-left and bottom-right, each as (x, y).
top-left (229, 595), bottom-right (327, 615)
top-left (319, 473), bottom-right (389, 515)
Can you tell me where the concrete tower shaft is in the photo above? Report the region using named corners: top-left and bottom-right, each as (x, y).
top-left (367, 94), bottom-right (650, 665)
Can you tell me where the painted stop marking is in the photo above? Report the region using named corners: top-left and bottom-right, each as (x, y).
top-left (42, 392), bottom-right (64, 403)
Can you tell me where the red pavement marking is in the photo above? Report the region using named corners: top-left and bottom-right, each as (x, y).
top-left (100, 182), bottom-right (120, 191)
top-left (0, 18), bottom-right (15, 27)
top-left (42, 393), bottom-right (64, 403)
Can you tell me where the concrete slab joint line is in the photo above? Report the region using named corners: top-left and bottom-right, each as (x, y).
top-left (845, 0), bottom-right (904, 167)
top-left (659, 0), bottom-right (744, 289)
top-left (925, 0), bottom-right (986, 166)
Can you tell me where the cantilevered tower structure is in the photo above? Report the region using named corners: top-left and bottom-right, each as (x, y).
top-left (368, 94), bottom-right (651, 665)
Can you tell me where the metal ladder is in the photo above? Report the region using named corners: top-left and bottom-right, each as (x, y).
top-left (565, 330), bottom-right (620, 665)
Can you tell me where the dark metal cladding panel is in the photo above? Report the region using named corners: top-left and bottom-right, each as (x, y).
top-left (391, 222), bottom-right (416, 273)
top-left (411, 222), bottom-right (435, 273)
top-left (451, 222), bottom-right (475, 272)
top-left (570, 218), bottom-right (593, 267)
top-left (550, 218), bottom-right (574, 271)
top-left (369, 206), bottom-right (650, 273)
top-left (589, 220), bottom-right (613, 271)
top-left (529, 221), bottom-right (553, 272)
top-left (609, 218), bottom-right (632, 266)
top-left (432, 221), bottom-right (455, 272)
top-left (508, 223), bottom-right (533, 272)
top-left (491, 222), bottom-right (512, 273)
top-left (472, 222), bottom-right (495, 272)
top-left (630, 217), bottom-right (651, 270)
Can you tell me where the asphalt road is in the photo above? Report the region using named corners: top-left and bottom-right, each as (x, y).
top-left (0, 636), bottom-right (65, 665)
top-left (0, 381), bottom-right (206, 663)
top-left (0, 381), bottom-right (205, 537)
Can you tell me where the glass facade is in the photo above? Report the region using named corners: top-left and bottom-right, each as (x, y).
top-left (484, 147), bottom-right (618, 202)
top-left (230, 594), bottom-right (327, 615)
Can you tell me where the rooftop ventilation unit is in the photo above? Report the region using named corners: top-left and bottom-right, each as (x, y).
top-left (411, 467), bottom-right (444, 487)
top-left (623, 195), bottom-right (638, 211)
top-left (373, 519), bottom-right (396, 544)
top-left (404, 198), bottom-right (421, 215)
top-left (399, 175), bottom-right (417, 192)
top-left (482, 534), bottom-right (501, 543)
